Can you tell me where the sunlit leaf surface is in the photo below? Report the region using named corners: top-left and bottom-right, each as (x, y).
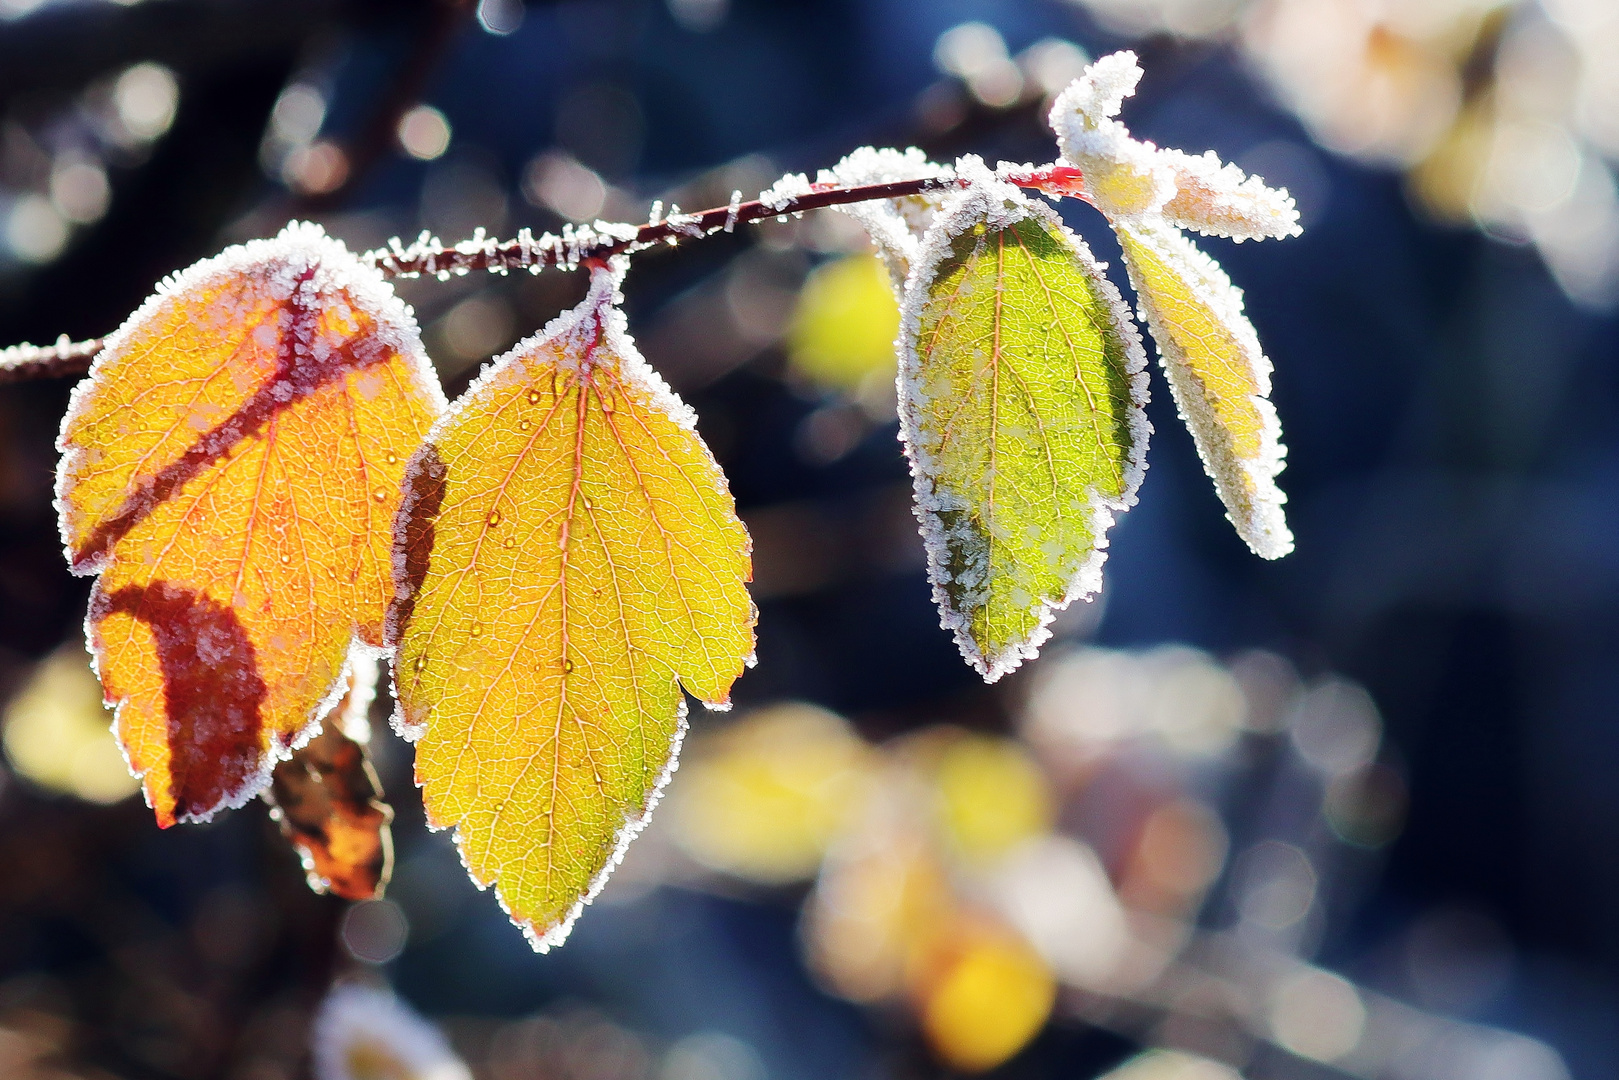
top-left (388, 265), bottom-right (755, 951)
top-left (57, 222), bottom-right (444, 826)
top-left (1116, 219), bottom-right (1292, 558)
top-left (899, 174), bottom-right (1149, 682)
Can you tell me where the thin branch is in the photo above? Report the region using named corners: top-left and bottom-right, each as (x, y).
top-left (367, 175), bottom-right (970, 279)
top-left (0, 166), bottom-right (1089, 383)
top-left (366, 168), bottom-right (1087, 279)
top-left (0, 336), bottom-right (105, 385)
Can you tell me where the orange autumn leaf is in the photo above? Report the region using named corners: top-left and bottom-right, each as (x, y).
top-left (266, 652), bottom-right (394, 901)
top-left (388, 263), bottom-right (755, 951)
top-left (56, 222), bottom-right (444, 827)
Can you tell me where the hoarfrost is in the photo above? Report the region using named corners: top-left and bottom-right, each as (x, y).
top-left (758, 172), bottom-right (812, 213)
top-left (1159, 149), bottom-right (1301, 242)
top-left (1049, 51), bottom-right (1176, 222)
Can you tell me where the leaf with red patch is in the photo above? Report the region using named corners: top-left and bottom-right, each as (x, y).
top-left (57, 222), bottom-right (444, 826)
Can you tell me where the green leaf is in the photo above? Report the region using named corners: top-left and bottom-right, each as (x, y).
top-left (1115, 219), bottom-right (1292, 559)
top-left (899, 172), bottom-right (1149, 682)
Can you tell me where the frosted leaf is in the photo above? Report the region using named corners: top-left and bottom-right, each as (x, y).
top-left (56, 220), bottom-right (443, 827)
top-left (1048, 51), bottom-right (1176, 222)
top-left (388, 258), bottom-right (754, 953)
top-left (898, 169), bottom-right (1150, 681)
top-left (1158, 149), bottom-right (1302, 242)
top-left (1048, 51), bottom-right (1302, 241)
top-left (1114, 219), bottom-right (1291, 558)
top-left (819, 146), bottom-right (955, 292)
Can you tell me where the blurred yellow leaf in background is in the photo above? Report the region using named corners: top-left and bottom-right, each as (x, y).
top-left (930, 732), bottom-right (1054, 864)
top-left (787, 253), bottom-right (899, 396)
top-left (2, 643), bottom-right (137, 804)
top-left (665, 702), bottom-right (874, 884)
top-left (914, 918), bottom-right (1057, 1073)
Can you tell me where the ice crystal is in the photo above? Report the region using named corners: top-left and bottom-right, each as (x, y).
top-left (1159, 149), bottom-right (1302, 242)
top-left (1049, 52), bottom-right (1176, 222)
top-left (758, 172), bottom-right (813, 213)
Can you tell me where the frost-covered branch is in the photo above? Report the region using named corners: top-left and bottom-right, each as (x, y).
top-left (0, 168), bottom-right (1088, 382)
top-left (0, 336), bottom-right (105, 384)
top-left (365, 174), bottom-right (989, 279)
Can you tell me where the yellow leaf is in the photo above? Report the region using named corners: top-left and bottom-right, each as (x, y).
top-left (1116, 219), bottom-right (1292, 557)
top-left (2, 642), bottom-right (138, 804)
top-left (388, 263), bottom-right (756, 951)
top-left (915, 916), bottom-right (1056, 1072)
top-left (665, 702), bottom-right (874, 884)
top-left (930, 733), bottom-right (1052, 864)
top-left (787, 253), bottom-right (900, 395)
top-left (56, 222), bottom-right (444, 826)
top-left (803, 778), bottom-right (956, 1003)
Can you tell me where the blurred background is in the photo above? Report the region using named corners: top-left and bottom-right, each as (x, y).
top-left (0, 0), bottom-right (1617, 1077)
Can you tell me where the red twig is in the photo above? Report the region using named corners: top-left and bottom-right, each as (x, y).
top-left (0, 166), bottom-right (1087, 382)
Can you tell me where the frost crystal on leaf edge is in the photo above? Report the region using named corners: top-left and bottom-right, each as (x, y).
top-left (1048, 51), bottom-right (1300, 241)
top-left (819, 146), bottom-right (955, 292)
